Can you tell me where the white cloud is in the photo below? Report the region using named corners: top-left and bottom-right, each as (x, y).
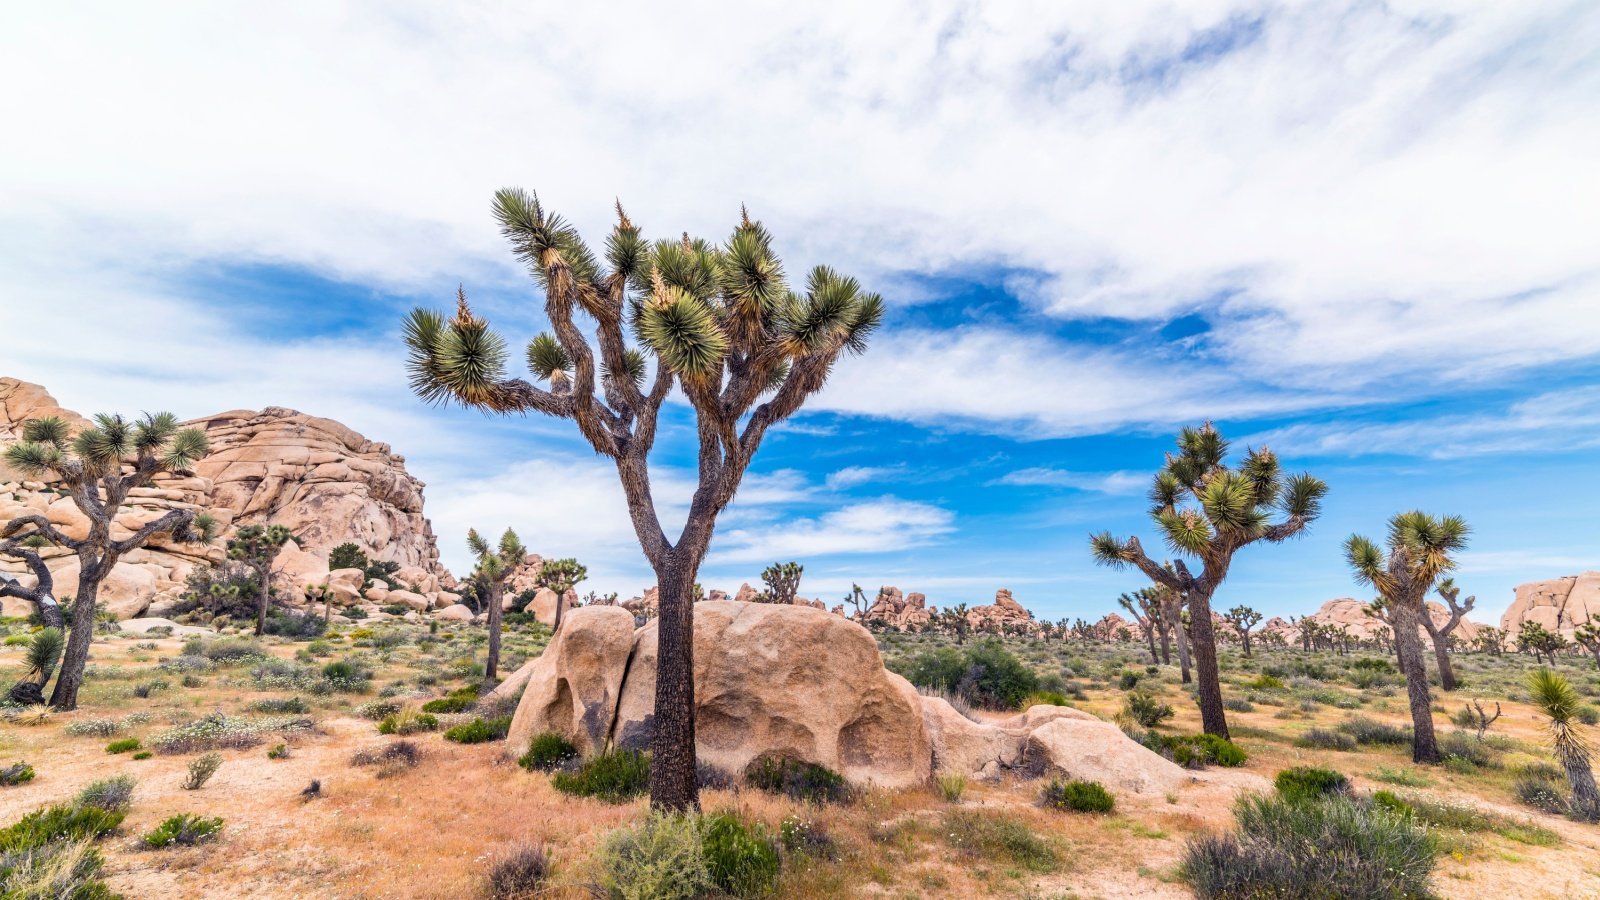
top-left (1244, 386), bottom-right (1600, 459)
top-left (824, 465), bottom-right (907, 490)
top-left (711, 498), bottom-right (956, 565)
top-left (993, 467), bottom-right (1147, 494)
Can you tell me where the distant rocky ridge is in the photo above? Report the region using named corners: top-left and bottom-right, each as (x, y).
top-left (0, 377), bottom-right (449, 619)
top-left (1500, 572), bottom-right (1600, 639)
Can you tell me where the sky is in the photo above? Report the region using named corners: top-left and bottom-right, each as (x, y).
top-left (1, 1), bottom-right (1596, 623)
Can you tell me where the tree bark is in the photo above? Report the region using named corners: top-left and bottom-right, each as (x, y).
top-left (1188, 590), bottom-right (1228, 739)
top-left (1157, 620), bottom-right (1172, 664)
top-left (49, 555), bottom-right (102, 710)
top-left (485, 580), bottom-right (504, 682)
top-left (650, 556), bottom-right (699, 812)
top-left (1388, 597), bottom-right (1440, 763)
top-left (1175, 615), bottom-right (1192, 684)
top-left (1420, 615), bottom-right (1457, 691)
top-left (254, 561), bottom-right (271, 636)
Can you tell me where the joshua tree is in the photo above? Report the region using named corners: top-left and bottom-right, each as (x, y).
top-left (1517, 621), bottom-right (1568, 665)
top-left (1223, 605), bottom-right (1263, 658)
top-left (1345, 511), bottom-right (1469, 764)
top-left (227, 524), bottom-right (294, 636)
top-left (1474, 625), bottom-right (1507, 656)
top-left (1091, 423), bottom-right (1327, 739)
top-left (0, 535), bottom-right (63, 629)
top-left (760, 561), bottom-right (803, 605)
top-left (467, 528), bottom-right (527, 681)
top-left (1574, 622), bottom-right (1600, 670)
top-left (940, 604), bottom-right (971, 645)
top-left (1419, 577), bottom-right (1474, 691)
top-left (1463, 698), bottom-right (1501, 741)
top-left (8, 627), bottom-right (64, 706)
top-left (1527, 668), bottom-right (1600, 822)
top-left (401, 190), bottom-right (883, 811)
top-left (2, 413), bottom-right (215, 709)
top-left (842, 583), bottom-right (870, 619)
top-left (535, 557), bottom-right (587, 633)
top-left (1117, 590), bottom-right (1161, 664)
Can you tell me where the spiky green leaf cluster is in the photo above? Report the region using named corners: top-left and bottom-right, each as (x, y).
top-left (4, 412), bottom-right (207, 477)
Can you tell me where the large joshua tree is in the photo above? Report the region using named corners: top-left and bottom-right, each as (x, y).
top-left (403, 190), bottom-right (882, 811)
top-left (467, 527), bottom-right (526, 682)
top-left (1091, 423), bottom-right (1326, 738)
top-left (1419, 577), bottom-right (1474, 691)
top-left (2, 413), bottom-right (215, 709)
top-left (1345, 511), bottom-right (1469, 764)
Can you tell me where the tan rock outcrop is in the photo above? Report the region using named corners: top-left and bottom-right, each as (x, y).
top-left (524, 587), bottom-right (577, 626)
top-left (434, 603), bottom-right (475, 622)
top-left (1284, 597), bottom-right (1487, 644)
top-left (505, 606), bottom-right (638, 754)
top-left (967, 588), bottom-right (1036, 633)
top-left (862, 585), bottom-right (936, 630)
top-left (1022, 717), bottom-right (1188, 795)
top-left (1500, 572), bottom-right (1600, 638)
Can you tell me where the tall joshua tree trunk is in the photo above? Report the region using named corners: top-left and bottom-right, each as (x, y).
top-left (1419, 614), bottom-right (1456, 692)
top-left (1186, 587), bottom-right (1228, 738)
top-left (652, 553), bottom-right (701, 809)
top-left (1388, 594), bottom-right (1440, 763)
top-left (486, 579), bottom-right (504, 681)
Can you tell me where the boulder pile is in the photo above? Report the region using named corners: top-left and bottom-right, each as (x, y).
top-left (966, 588), bottom-right (1037, 633)
top-left (1500, 572), bottom-right (1600, 638)
top-left (861, 586), bottom-right (934, 629)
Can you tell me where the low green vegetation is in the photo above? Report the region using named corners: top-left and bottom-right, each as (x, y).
top-left (551, 750), bottom-right (651, 803)
top-left (442, 716), bottom-right (511, 744)
top-left (142, 814), bottom-right (224, 848)
top-left (745, 757), bottom-right (851, 804)
top-left (1039, 777), bottom-right (1114, 813)
top-left (518, 733), bottom-right (578, 772)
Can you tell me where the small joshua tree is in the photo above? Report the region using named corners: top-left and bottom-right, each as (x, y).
top-left (467, 528), bottom-right (527, 681)
top-left (1117, 590), bottom-right (1161, 665)
top-left (1464, 698), bottom-right (1501, 741)
top-left (2, 413), bottom-right (215, 709)
top-left (1420, 577), bottom-right (1474, 691)
top-left (9, 627), bottom-right (64, 706)
top-left (842, 583), bottom-right (869, 619)
top-left (1224, 605), bottom-right (1263, 658)
top-left (1518, 621), bottom-right (1568, 666)
top-left (228, 524), bottom-right (294, 636)
top-left (1575, 622), bottom-right (1600, 670)
top-left (1092, 423), bottom-right (1327, 739)
top-left (1528, 668), bottom-right (1600, 822)
top-left (535, 557), bottom-right (587, 633)
top-left (1475, 625), bottom-right (1507, 656)
top-left (941, 603), bottom-right (971, 645)
top-left (760, 561), bottom-right (803, 605)
top-left (403, 192), bottom-right (881, 811)
top-left (1345, 511), bottom-right (1469, 764)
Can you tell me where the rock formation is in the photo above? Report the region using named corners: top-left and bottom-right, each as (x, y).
top-left (861, 586), bottom-right (934, 629)
top-left (1500, 572), bottom-right (1600, 638)
top-left (1264, 597), bottom-right (1486, 644)
top-left (0, 378), bottom-right (450, 619)
top-left (967, 588), bottom-right (1035, 633)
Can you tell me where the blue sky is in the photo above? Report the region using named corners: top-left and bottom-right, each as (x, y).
top-left (2, 2), bottom-right (1596, 622)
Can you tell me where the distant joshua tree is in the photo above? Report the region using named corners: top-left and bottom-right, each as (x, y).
top-left (1517, 621), bottom-right (1568, 666)
top-left (1117, 589), bottom-right (1161, 665)
top-left (2, 413), bottom-right (215, 709)
top-left (401, 190), bottom-right (882, 812)
top-left (535, 557), bottom-right (587, 632)
top-left (760, 561), bottom-right (803, 605)
top-left (1420, 577), bottom-right (1475, 691)
top-left (842, 583), bottom-right (870, 619)
top-left (1346, 511), bottom-right (1469, 764)
top-left (1223, 605), bottom-right (1263, 658)
top-left (467, 528), bottom-right (527, 681)
top-left (1575, 623), bottom-right (1600, 670)
top-left (228, 524), bottom-right (294, 636)
top-left (1528, 668), bottom-right (1600, 822)
top-left (1092, 423), bottom-right (1327, 739)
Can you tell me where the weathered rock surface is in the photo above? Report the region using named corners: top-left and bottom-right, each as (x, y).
top-left (1269, 597), bottom-right (1488, 643)
top-left (0, 378), bottom-right (451, 618)
top-left (862, 586), bottom-right (936, 630)
top-left (967, 588), bottom-right (1036, 633)
top-left (1501, 573), bottom-right (1600, 638)
top-left (1022, 717), bottom-right (1188, 795)
top-left (506, 606), bottom-right (638, 755)
top-left (524, 587), bottom-right (577, 626)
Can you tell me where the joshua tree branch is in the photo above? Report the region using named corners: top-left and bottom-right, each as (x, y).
top-left (0, 515), bottom-right (80, 551)
top-left (110, 508), bottom-right (196, 556)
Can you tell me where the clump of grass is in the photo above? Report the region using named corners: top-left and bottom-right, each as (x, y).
top-left (936, 773), bottom-right (967, 803)
top-left (442, 716), bottom-right (511, 744)
top-left (132, 751), bottom-right (152, 760)
top-left (1337, 716), bottom-right (1411, 746)
top-left (551, 750), bottom-right (651, 803)
top-left (1295, 728), bottom-right (1357, 751)
top-left (0, 804), bottom-right (125, 852)
top-left (940, 809), bottom-right (1058, 873)
top-left (0, 762), bottom-right (36, 786)
top-left (1274, 767), bottom-right (1350, 804)
top-left (63, 719), bottom-right (120, 738)
top-left (487, 843), bottom-right (551, 899)
top-left (1394, 792), bottom-right (1561, 846)
top-left (267, 743), bottom-right (290, 760)
top-left (377, 709), bottom-right (438, 735)
top-left (745, 757), bottom-right (852, 804)
top-left (182, 753), bottom-right (222, 790)
top-left (1512, 774), bottom-right (1568, 815)
top-left (1182, 793), bottom-right (1434, 899)
top-left (517, 733), bottom-right (578, 773)
top-left (1144, 732), bottom-right (1248, 768)
top-left (1124, 690), bottom-right (1175, 727)
top-left (778, 815), bottom-right (836, 859)
top-left (105, 738), bottom-right (141, 755)
top-left (596, 812), bottom-right (710, 900)
top-left (76, 776), bottom-right (135, 813)
top-left (1370, 765), bottom-right (1431, 787)
top-left (141, 813), bottom-right (223, 848)
top-left (422, 686), bottom-right (479, 714)
top-left (700, 812), bottom-right (780, 898)
top-left (6, 705), bottom-right (54, 726)
top-left (1039, 777), bottom-right (1114, 813)
top-left (1023, 690), bottom-right (1070, 709)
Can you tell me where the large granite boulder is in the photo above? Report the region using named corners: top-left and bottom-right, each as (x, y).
top-left (506, 606), bottom-right (638, 755)
top-left (1021, 717), bottom-right (1188, 795)
top-left (1501, 573), bottom-right (1600, 638)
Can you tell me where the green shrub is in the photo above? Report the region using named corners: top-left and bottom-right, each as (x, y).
top-left (421, 692), bottom-right (477, 714)
top-left (936, 773), bottom-right (967, 803)
top-left (249, 696), bottom-right (310, 714)
top-left (1247, 675), bottom-right (1286, 690)
top-left (940, 809), bottom-right (1058, 873)
top-left (596, 812), bottom-right (710, 900)
top-left (132, 751), bottom-right (153, 761)
top-left (1295, 728), bottom-right (1356, 751)
top-left (104, 739), bottom-right (140, 755)
top-left (1024, 690), bottom-right (1069, 708)
top-left (355, 700), bottom-right (402, 721)
top-left (1150, 733), bottom-right (1248, 768)
top-left (551, 750), bottom-right (651, 803)
top-left (182, 753), bottom-right (222, 790)
top-left (1513, 773), bottom-right (1568, 815)
top-left (1223, 697), bottom-right (1254, 712)
top-left (1118, 670), bottom-right (1141, 690)
top-left (518, 734), bottom-right (578, 773)
top-left (0, 838), bottom-right (117, 899)
top-left (443, 716), bottom-right (511, 744)
top-left (701, 812), bottom-right (779, 898)
top-left (488, 843), bottom-right (551, 899)
top-left (1039, 778), bottom-right (1114, 813)
top-left (1337, 716), bottom-right (1411, 746)
top-left (1124, 690), bottom-right (1174, 728)
top-left (377, 711), bottom-right (438, 735)
top-left (1274, 767), bottom-right (1350, 804)
top-left (75, 776), bottom-right (135, 813)
top-left (898, 640), bottom-right (1038, 710)
top-left (0, 763), bottom-right (35, 787)
top-left (141, 814), bottom-right (223, 848)
top-left (1182, 793), bottom-right (1434, 899)
top-left (267, 743), bottom-right (289, 760)
top-left (745, 757), bottom-right (851, 804)
top-left (1438, 732), bottom-right (1495, 768)
top-left (0, 805), bottom-right (125, 852)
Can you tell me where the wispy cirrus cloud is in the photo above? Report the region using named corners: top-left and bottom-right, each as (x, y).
top-left (991, 467), bottom-right (1147, 494)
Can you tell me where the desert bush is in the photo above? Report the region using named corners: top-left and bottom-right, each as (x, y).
top-left (0, 764), bottom-right (35, 787)
top-left (355, 700), bottom-right (402, 721)
top-left (1183, 793), bottom-right (1433, 899)
top-left (150, 712), bottom-right (312, 753)
top-left (1124, 690), bottom-right (1174, 727)
top-left (0, 839), bottom-right (117, 899)
top-left (1039, 778), bottom-right (1114, 813)
top-left (940, 809), bottom-right (1058, 873)
top-left (1247, 675), bottom-right (1286, 691)
top-left (1024, 690), bottom-right (1070, 709)
top-left (141, 814), bottom-right (223, 848)
top-left (351, 740), bottom-right (422, 778)
top-left (443, 716), bottom-right (511, 744)
top-left (421, 686), bottom-right (479, 714)
top-left (701, 812), bottom-right (779, 898)
top-left (1223, 697), bottom-right (1254, 712)
top-left (1148, 733), bottom-right (1248, 768)
top-left (897, 640), bottom-right (1038, 710)
top-left (1513, 773), bottom-right (1569, 815)
top-left (518, 733), bottom-right (578, 773)
top-left (75, 777), bottom-right (135, 814)
top-left (249, 696), bottom-right (309, 714)
top-left (1274, 767), bottom-right (1350, 803)
top-left (936, 773), bottom-right (967, 803)
top-left (487, 843), bottom-right (550, 899)
top-left (1337, 716), bottom-right (1411, 746)
top-left (263, 609), bottom-right (327, 639)
top-left (266, 743), bottom-right (289, 760)
top-left (104, 739), bottom-right (140, 755)
top-left (596, 812), bottom-right (711, 900)
top-left (197, 639), bottom-right (264, 662)
top-left (0, 804), bottom-right (125, 852)
top-left (132, 751), bottom-right (152, 761)
top-left (377, 710), bottom-right (438, 735)
top-left (1295, 728), bottom-right (1356, 751)
top-left (133, 679), bottom-right (169, 698)
top-left (182, 753), bottom-right (222, 790)
top-left (1438, 731), bottom-right (1496, 769)
top-left (551, 750), bottom-right (651, 803)
top-left (63, 719), bottom-right (120, 738)
top-left (745, 757), bottom-right (851, 804)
